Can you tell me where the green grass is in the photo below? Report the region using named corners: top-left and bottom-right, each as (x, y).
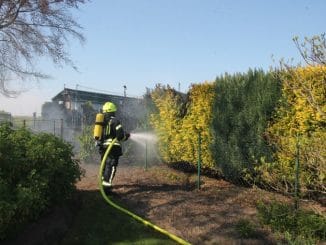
top-left (61, 190), bottom-right (178, 245)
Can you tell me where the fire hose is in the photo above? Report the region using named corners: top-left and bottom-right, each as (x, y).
top-left (98, 138), bottom-right (191, 245)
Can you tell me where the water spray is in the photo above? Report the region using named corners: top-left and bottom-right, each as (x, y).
top-left (128, 131), bottom-right (159, 169)
top-left (128, 132), bottom-right (158, 147)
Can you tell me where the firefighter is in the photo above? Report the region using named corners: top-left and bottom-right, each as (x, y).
top-left (96, 101), bottom-right (130, 187)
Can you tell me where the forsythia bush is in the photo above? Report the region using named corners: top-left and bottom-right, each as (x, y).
top-left (150, 84), bottom-right (185, 162)
top-left (150, 82), bottom-right (216, 169)
top-left (0, 124), bottom-right (83, 240)
top-left (258, 65), bottom-right (326, 196)
top-left (179, 82), bottom-right (216, 168)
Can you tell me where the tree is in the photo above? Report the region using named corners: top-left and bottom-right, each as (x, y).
top-left (293, 33), bottom-right (326, 66)
top-left (0, 0), bottom-right (86, 97)
top-left (280, 34), bottom-right (326, 119)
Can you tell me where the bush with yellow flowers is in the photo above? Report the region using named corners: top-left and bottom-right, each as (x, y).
top-left (150, 82), bottom-right (216, 169)
top-left (258, 65), bottom-right (325, 197)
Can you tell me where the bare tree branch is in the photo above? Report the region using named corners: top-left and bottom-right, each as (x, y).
top-left (0, 0), bottom-right (86, 97)
top-left (293, 33), bottom-right (326, 66)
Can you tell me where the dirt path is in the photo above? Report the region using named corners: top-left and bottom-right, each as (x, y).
top-left (78, 162), bottom-right (325, 245)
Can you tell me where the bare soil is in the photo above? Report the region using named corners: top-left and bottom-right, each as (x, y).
top-left (78, 161), bottom-right (326, 245)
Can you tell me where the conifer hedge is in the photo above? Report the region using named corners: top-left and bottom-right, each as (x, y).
top-left (212, 69), bottom-right (282, 183)
top-left (149, 66), bottom-right (325, 196)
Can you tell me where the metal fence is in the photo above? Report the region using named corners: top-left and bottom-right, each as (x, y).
top-left (11, 118), bottom-right (81, 150)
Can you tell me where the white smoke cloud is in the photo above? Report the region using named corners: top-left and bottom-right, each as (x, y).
top-left (0, 89), bottom-right (51, 116)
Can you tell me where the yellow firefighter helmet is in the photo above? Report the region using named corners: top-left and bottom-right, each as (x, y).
top-left (102, 101), bottom-right (117, 113)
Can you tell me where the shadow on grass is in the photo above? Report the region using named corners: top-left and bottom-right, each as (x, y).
top-left (61, 190), bottom-right (178, 245)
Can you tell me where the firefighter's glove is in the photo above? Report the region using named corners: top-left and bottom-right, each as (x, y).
top-left (95, 140), bottom-right (101, 147)
top-left (125, 133), bottom-right (130, 140)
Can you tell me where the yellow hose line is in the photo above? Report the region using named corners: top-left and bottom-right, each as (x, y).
top-left (98, 138), bottom-right (191, 245)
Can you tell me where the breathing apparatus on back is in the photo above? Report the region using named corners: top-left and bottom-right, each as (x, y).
top-left (93, 113), bottom-right (104, 140)
top-left (93, 102), bottom-right (117, 140)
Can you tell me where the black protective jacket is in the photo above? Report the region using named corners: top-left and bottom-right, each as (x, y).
top-left (100, 113), bottom-right (128, 157)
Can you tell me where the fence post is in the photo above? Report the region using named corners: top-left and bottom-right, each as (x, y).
top-left (197, 130), bottom-right (202, 190)
top-left (144, 100), bottom-right (149, 171)
top-left (53, 120), bottom-right (56, 136)
top-left (294, 133), bottom-right (300, 210)
top-left (144, 118), bottom-right (148, 171)
top-left (33, 112), bottom-right (36, 128)
top-left (145, 139), bottom-right (148, 170)
top-left (60, 119), bottom-right (64, 139)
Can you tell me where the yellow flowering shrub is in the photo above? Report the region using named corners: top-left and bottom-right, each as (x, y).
top-left (150, 82), bottom-right (216, 168)
top-left (260, 65), bottom-right (325, 195)
top-left (180, 82), bottom-right (216, 168)
top-left (150, 84), bottom-right (184, 162)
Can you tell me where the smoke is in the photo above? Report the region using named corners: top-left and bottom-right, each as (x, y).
top-left (0, 90), bottom-right (46, 116)
top-left (113, 97), bottom-right (147, 133)
top-left (12, 99), bottom-right (80, 154)
top-left (106, 93), bottom-right (165, 167)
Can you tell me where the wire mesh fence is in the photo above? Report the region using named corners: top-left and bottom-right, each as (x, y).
top-left (10, 118), bottom-right (81, 151)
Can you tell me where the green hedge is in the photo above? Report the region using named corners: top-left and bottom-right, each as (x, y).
top-left (0, 124), bottom-right (83, 240)
top-left (212, 69), bottom-right (282, 182)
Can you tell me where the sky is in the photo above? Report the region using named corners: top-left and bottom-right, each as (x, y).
top-left (0, 0), bottom-right (325, 116)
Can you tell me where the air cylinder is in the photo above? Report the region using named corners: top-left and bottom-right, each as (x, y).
top-left (93, 113), bottom-right (104, 140)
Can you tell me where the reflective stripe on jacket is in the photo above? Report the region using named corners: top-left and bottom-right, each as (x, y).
top-left (101, 113), bottom-right (127, 146)
top-left (103, 138), bottom-right (121, 146)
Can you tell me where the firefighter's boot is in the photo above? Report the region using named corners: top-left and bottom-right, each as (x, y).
top-left (108, 165), bottom-right (116, 187)
top-left (103, 164), bottom-right (112, 187)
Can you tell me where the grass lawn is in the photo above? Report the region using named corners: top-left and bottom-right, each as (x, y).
top-left (61, 190), bottom-right (177, 245)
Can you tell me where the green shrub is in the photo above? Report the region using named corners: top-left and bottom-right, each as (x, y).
top-left (235, 219), bottom-right (257, 238)
top-left (78, 125), bottom-right (97, 162)
top-left (257, 201), bottom-right (326, 243)
top-left (0, 124), bottom-right (83, 240)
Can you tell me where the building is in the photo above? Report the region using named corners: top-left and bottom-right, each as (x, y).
top-left (44, 87), bottom-right (145, 131)
top-left (51, 87), bottom-right (140, 112)
top-left (0, 111), bottom-right (12, 124)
